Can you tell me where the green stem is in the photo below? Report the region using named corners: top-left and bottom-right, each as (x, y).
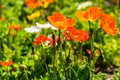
top-left (58, 29), bottom-right (61, 47)
top-left (79, 43), bottom-right (83, 59)
top-left (88, 21), bottom-right (94, 80)
top-left (52, 34), bottom-right (57, 80)
top-left (41, 45), bottom-right (49, 73)
top-left (41, 7), bottom-right (46, 23)
top-left (32, 46), bottom-right (37, 79)
top-left (0, 0), bottom-right (2, 17)
top-left (7, 67), bottom-right (9, 80)
top-left (66, 40), bottom-right (74, 80)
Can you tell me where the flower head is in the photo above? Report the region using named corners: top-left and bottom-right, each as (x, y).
top-left (8, 25), bottom-right (22, 31)
top-left (75, 11), bottom-right (88, 21)
top-left (27, 11), bottom-right (40, 20)
top-left (33, 34), bottom-right (58, 46)
top-left (100, 14), bottom-right (117, 36)
top-left (47, 12), bottom-right (75, 29)
top-left (24, 26), bottom-right (41, 33)
top-left (0, 17), bottom-right (5, 21)
top-left (33, 35), bottom-right (48, 45)
top-left (39, 0), bottom-right (54, 8)
top-left (74, 30), bottom-right (89, 42)
top-left (25, 0), bottom-right (40, 8)
top-left (8, 25), bottom-right (15, 30)
top-left (36, 22), bottom-right (58, 30)
top-left (46, 34), bottom-right (58, 46)
top-left (14, 25), bottom-right (22, 31)
top-left (75, 7), bottom-right (103, 22)
top-left (0, 60), bottom-right (13, 67)
top-left (64, 27), bottom-right (89, 42)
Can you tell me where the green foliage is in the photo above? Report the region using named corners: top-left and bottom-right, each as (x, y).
top-left (0, 0), bottom-right (120, 80)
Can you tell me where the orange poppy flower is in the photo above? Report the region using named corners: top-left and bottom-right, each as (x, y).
top-left (0, 17), bottom-right (5, 21)
top-left (47, 12), bottom-right (75, 29)
top-left (74, 30), bottom-right (89, 42)
top-left (64, 18), bottom-right (75, 28)
top-left (8, 25), bottom-right (22, 31)
top-left (75, 11), bottom-right (88, 21)
top-left (46, 37), bottom-right (58, 46)
top-left (100, 14), bottom-right (117, 36)
top-left (0, 60), bottom-right (13, 67)
top-left (64, 27), bottom-right (78, 40)
top-left (75, 7), bottom-right (103, 22)
top-left (14, 25), bottom-right (22, 31)
top-left (33, 34), bottom-right (58, 46)
top-left (47, 12), bottom-right (65, 29)
top-left (64, 27), bottom-right (89, 42)
top-left (8, 25), bottom-right (15, 30)
top-left (33, 35), bottom-right (48, 45)
top-left (25, 0), bottom-right (40, 8)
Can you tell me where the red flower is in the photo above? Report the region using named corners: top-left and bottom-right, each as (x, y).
top-left (64, 18), bottom-right (75, 28)
top-left (74, 30), bottom-right (89, 42)
top-left (75, 7), bottom-right (103, 22)
top-left (0, 17), bottom-right (5, 21)
top-left (8, 25), bottom-right (22, 31)
top-left (64, 27), bottom-right (77, 40)
top-left (25, 0), bottom-right (40, 8)
top-left (33, 35), bottom-right (48, 45)
top-left (8, 25), bottom-right (15, 30)
top-left (100, 14), bottom-right (117, 36)
top-left (14, 25), bottom-right (22, 31)
top-left (0, 60), bottom-right (13, 67)
top-left (46, 36), bottom-right (58, 46)
top-left (33, 34), bottom-right (58, 46)
top-left (64, 27), bottom-right (89, 42)
top-left (47, 12), bottom-right (75, 29)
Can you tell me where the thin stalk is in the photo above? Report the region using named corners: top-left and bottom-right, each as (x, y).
top-left (52, 34), bottom-right (57, 80)
top-left (88, 21), bottom-right (94, 80)
top-left (63, 39), bottom-right (68, 79)
top-left (41, 7), bottom-right (46, 23)
top-left (41, 45), bottom-right (49, 74)
top-left (0, 0), bottom-right (2, 17)
top-left (32, 46), bottom-right (37, 79)
top-left (79, 43), bottom-right (83, 59)
top-left (66, 46), bottom-right (71, 80)
top-left (58, 29), bottom-right (61, 47)
top-left (66, 40), bottom-right (74, 80)
top-left (7, 67), bottom-right (9, 80)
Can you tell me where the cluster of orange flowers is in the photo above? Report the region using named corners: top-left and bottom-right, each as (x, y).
top-left (33, 7), bottom-right (117, 45)
top-left (8, 25), bottom-right (22, 31)
top-left (75, 7), bottom-right (117, 36)
top-left (0, 60), bottom-right (13, 67)
top-left (33, 35), bottom-right (58, 46)
top-left (25, 0), bottom-right (53, 8)
top-left (47, 12), bottom-right (89, 42)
